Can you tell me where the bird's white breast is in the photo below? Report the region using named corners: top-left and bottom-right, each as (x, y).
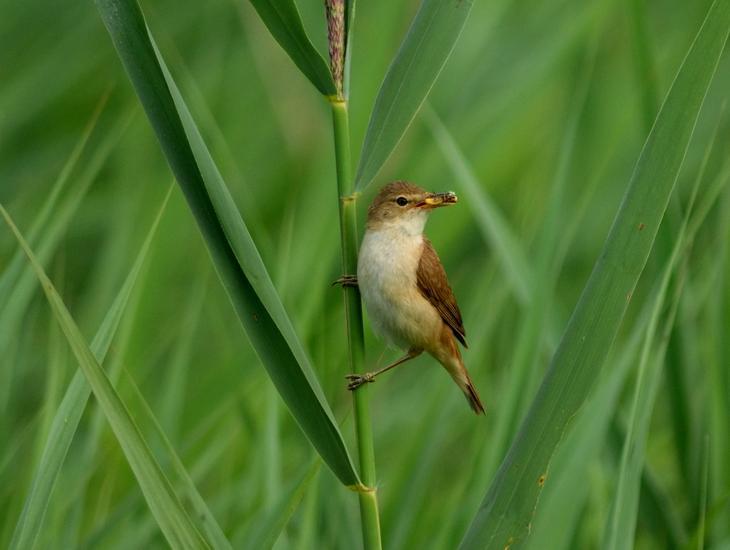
top-left (357, 220), bottom-right (441, 350)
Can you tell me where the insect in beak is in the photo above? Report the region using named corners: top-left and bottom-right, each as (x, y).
top-left (417, 192), bottom-right (458, 208)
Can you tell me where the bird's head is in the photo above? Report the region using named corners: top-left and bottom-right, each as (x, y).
top-left (366, 181), bottom-right (458, 233)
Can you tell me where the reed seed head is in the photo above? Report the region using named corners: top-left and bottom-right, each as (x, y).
top-left (325, 0), bottom-right (345, 98)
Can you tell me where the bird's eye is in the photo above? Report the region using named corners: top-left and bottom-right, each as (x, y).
top-left (395, 196), bottom-right (408, 206)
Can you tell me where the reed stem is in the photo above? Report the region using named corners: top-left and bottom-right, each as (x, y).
top-left (330, 98), bottom-right (382, 550)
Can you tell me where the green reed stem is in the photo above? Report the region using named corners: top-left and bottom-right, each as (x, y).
top-left (330, 98), bottom-right (382, 550)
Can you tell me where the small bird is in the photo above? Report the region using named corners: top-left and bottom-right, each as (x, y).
top-left (346, 181), bottom-right (484, 414)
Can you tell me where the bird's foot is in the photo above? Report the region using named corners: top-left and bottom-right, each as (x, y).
top-left (332, 275), bottom-right (358, 288)
top-left (345, 372), bottom-right (374, 390)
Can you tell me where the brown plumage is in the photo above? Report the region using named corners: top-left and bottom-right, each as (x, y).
top-left (417, 238), bottom-right (467, 348)
top-left (352, 180), bottom-right (485, 414)
top-left (417, 239), bottom-right (484, 414)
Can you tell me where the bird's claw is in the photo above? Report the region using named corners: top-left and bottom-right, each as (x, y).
top-left (332, 275), bottom-right (358, 288)
top-left (345, 373), bottom-right (374, 390)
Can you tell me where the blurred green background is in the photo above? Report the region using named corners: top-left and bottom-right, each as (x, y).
top-left (2, 0), bottom-right (729, 548)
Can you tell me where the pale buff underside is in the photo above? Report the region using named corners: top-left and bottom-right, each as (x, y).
top-left (357, 213), bottom-right (444, 354)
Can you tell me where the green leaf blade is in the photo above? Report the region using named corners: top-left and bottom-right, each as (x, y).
top-left (354, 0), bottom-right (473, 190)
top-left (9, 190), bottom-right (170, 550)
top-left (94, 0), bottom-right (360, 488)
top-left (123, 367), bottom-right (233, 550)
top-left (460, 1), bottom-right (730, 548)
top-left (234, 460), bottom-right (320, 549)
top-left (248, 0), bottom-right (336, 96)
top-left (0, 205), bottom-right (209, 550)
top-left (603, 109), bottom-right (724, 550)
top-left (0, 92), bottom-right (106, 310)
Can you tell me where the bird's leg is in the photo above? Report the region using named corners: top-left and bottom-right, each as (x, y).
top-left (346, 349), bottom-right (423, 391)
top-left (332, 274), bottom-right (358, 288)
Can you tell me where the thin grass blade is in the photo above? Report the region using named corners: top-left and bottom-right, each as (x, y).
top-left (93, 0), bottom-right (360, 487)
top-left (123, 368), bottom-right (232, 550)
top-left (603, 104), bottom-right (724, 550)
top-left (0, 109), bottom-right (131, 418)
top-left (159, 276), bottom-right (208, 445)
top-left (354, 0), bottom-right (474, 190)
top-left (235, 460), bottom-right (320, 549)
top-left (247, 0), bottom-right (336, 96)
top-left (697, 435), bottom-right (710, 550)
top-left (0, 204), bottom-right (208, 549)
top-left (460, 2), bottom-right (730, 547)
top-left (602, 267), bottom-right (685, 550)
top-left (9, 190), bottom-right (170, 550)
top-left (524, 316), bottom-right (644, 550)
top-left (528, 154), bottom-right (730, 550)
top-left (706, 181), bottom-right (730, 541)
top-left (0, 91), bottom-right (108, 309)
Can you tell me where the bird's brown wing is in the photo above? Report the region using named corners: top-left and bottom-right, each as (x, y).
top-left (417, 238), bottom-right (467, 347)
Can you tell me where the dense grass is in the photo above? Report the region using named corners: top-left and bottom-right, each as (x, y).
top-left (1, 0), bottom-right (729, 548)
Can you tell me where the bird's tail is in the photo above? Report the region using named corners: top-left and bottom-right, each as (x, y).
top-left (457, 368), bottom-right (485, 415)
top-left (434, 328), bottom-right (485, 414)
top-left (442, 345), bottom-right (485, 414)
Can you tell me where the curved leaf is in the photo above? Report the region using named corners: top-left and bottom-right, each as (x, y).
top-left (0, 105), bottom-right (130, 414)
top-left (603, 113), bottom-right (724, 550)
top-left (9, 189), bottom-right (172, 550)
top-left (460, 1), bottom-right (730, 547)
top-left (234, 460), bottom-right (320, 549)
top-left (248, 0), bottom-right (336, 96)
top-left (94, 0), bottom-right (360, 488)
top-left (0, 92), bottom-right (107, 310)
top-left (0, 204), bottom-right (209, 550)
top-left (124, 367), bottom-right (233, 550)
top-left (354, 0), bottom-right (473, 190)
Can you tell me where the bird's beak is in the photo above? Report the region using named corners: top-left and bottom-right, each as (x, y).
top-left (417, 192), bottom-right (458, 209)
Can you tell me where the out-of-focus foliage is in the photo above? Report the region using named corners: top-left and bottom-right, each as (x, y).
top-left (1, 0), bottom-right (729, 548)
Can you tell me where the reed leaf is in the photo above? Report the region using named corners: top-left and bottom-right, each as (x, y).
top-left (9, 189), bottom-right (171, 550)
top-left (0, 204), bottom-right (208, 549)
top-left (94, 0), bottom-right (360, 487)
top-left (524, 319), bottom-right (643, 550)
top-left (460, 1), bottom-right (730, 547)
top-left (0, 108), bottom-right (130, 417)
top-left (247, 0), bottom-right (336, 96)
top-left (354, 0), bottom-right (473, 190)
top-left (123, 367), bottom-right (233, 550)
top-left (235, 460), bottom-right (320, 549)
top-left (603, 103), bottom-right (722, 550)
top-left (528, 146), bottom-right (730, 550)
top-left (0, 92), bottom-right (107, 309)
